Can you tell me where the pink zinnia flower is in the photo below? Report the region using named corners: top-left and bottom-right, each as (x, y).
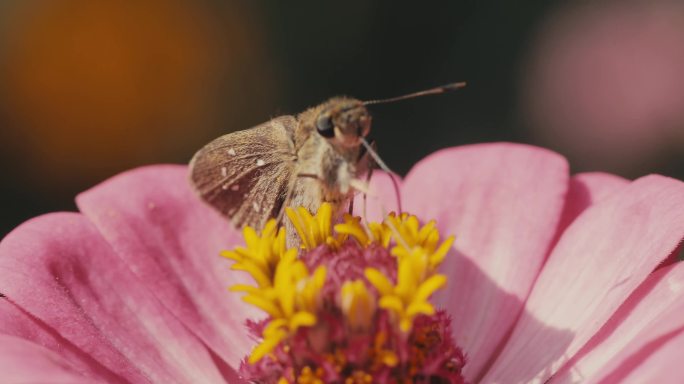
top-left (1, 143), bottom-right (682, 383)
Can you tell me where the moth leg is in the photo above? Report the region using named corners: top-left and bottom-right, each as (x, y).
top-left (275, 172), bottom-right (322, 226)
top-left (358, 139), bottom-right (377, 220)
top-left (296, 173), bottom-right (321, 180)
top-left (276, 175), bottom-right (300, 226)
top-left (363, 140), bottom-right (377, 219)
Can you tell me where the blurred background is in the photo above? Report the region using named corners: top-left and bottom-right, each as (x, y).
top-left (1, 0), bottom-right (683, 237)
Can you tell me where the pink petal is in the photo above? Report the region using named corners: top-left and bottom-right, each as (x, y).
top-left (0, 299), bottom-right (127, 383)
top-left (0, 334), bottom-right (98, 384)
top-left (556, 172), bottom-right (629, 234)
top-left (0, 212), bottom-right (227, 383)
top-left (76, 165), bottom-right (260, 368)
top-left (658, 240), bottom-right (683, 268)
top-left (484, 175), bottom-right (684, 383)
top-left (402, 143), bottom-right (570, 379)
top-left (552, 261), bottom-right (684, 383)
top-left (585, 292), bottom-right (684, 383)
top-left (352, 170), bottom-right (402, 223)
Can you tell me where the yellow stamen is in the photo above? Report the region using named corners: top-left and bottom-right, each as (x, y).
top-left (297, 265), bottom-right (327, 313)
top-left (222, 219), bottom-right (294, 289)
top-left (246, 257), bottom-right (326, 363)
top-left (286, 202), bottom-right (345, 250)
top-left (384, 213), bottom-right (455, 271)
top-left (249, 327), bottom-right (287, 363)
top-left (367, 222), bottom-right (392, 248)
top-left (372, 332), bottom-right (399, 368)
top-left (335, 214), bottom-right (370, 246)
top-left (345, 370), bottom-right (374, 384)
top-left (365, 248), bottom-right (447, 333)
top-left (295, 366), bottom-right (325, 384)
top-left (335, 214), bottom-right (393, 248)
top-left (340, 279), bottom-right (376, 331)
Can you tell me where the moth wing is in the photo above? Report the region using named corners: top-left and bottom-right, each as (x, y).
top-left (189, 115), bottom-right (297, 230)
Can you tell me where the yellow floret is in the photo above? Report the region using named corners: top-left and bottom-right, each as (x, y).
top-left (384, 213), bottom-right (455, 272)
top-left (296, 366), bottom-right (325, 384)
top-left (247, 256), bottom-right (326, 363)
top-left (222, 219), bottom-right (295, 289)
top-left (340, 279), bottom-right (376, 331)
top-left (365, 247), bottom-right (447, 333)
top-left (286, 202), bottom-right (346, 250)
top-left (334, 214), bottom-right (392, 248)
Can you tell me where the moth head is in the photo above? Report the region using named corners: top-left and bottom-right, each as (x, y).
top-left (315, 98), bottom-right (371, 147)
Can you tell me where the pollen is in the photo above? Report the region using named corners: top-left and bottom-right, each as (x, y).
top-left (226, 207), bottom-right (466, 383)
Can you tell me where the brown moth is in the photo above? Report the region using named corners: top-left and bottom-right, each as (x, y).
top-left (189, 83), bottom-right (465, 245)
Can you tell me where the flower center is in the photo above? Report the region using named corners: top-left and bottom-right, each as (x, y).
top-left (223, 203), bottom-right (465, 383)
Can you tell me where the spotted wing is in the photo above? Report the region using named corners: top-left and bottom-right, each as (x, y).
top-left (189, 115), bottom-right (297, 230)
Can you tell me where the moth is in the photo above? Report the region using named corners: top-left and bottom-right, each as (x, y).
top-left (189, 82), bottom-right (465, 243)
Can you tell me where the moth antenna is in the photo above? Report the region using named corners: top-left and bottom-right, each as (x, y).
top-left (362, 81), bottom-right (466, 106)
top-left (360, 81), bottom-right (462, 217)
top-left (360, 138), bottom-right (403, 214)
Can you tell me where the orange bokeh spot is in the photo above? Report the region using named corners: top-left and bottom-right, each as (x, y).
top-left (1, 0), bottom-right (274, 190)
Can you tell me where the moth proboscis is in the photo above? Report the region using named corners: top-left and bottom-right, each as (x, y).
top-left (189, 82), bottom-right (466, 245)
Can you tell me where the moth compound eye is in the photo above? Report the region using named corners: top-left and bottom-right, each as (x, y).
top-left (316, 114), bottom-right (335, 138)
